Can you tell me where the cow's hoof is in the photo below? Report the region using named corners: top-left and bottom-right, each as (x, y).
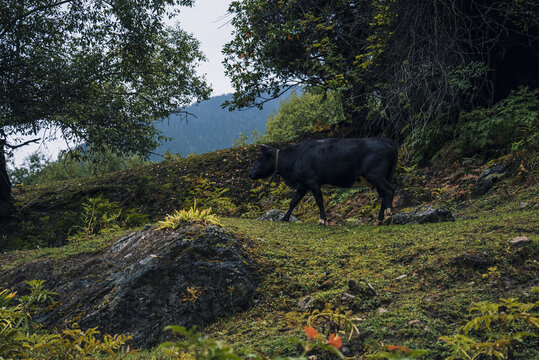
top-left (374, 220), bottom-right (382, 226)
top-left (318, 219), bottom-right (327, 226)
top-left (384, 208), bottom-right (393, 218)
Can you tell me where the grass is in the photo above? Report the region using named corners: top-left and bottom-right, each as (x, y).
top-left (185, 207), bottom-right (537, 358)
top-left (0, 228), bottom-right (134, 270)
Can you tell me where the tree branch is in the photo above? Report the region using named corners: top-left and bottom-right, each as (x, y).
top-left (0, 0), bottom-right (75, 38)
top-left (5, 138), bottom-right (41, 150)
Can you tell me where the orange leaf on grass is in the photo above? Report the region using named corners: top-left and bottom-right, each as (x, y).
top-left (304, 326), bottom-right (319, 339)
top-left (327, 334), bottom-right (342, 349)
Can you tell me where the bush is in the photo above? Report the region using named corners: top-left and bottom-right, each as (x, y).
top-left (455, 87), bottom-right (539, 159)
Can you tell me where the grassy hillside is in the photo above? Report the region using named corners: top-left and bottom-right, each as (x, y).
top-left (0, 145), bottom-right (537, 359)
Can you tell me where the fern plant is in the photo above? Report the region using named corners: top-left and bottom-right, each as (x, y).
top-left (456, 86), bottom-right (539, 159)
top-left (441, 295), bottom-right (538, 359)
top-left (157, 200), bottom-right (222, 230)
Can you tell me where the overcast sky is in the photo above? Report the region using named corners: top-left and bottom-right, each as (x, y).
top-left (11, 0), bottom-right (235, 167)
top-left (175, 0), bottom-right (235, 96)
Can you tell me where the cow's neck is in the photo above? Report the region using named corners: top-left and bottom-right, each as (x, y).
top-left (274, 147), bottom-right (293, 179)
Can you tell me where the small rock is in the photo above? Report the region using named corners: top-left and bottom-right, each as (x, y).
top-left (391, 206), bottom-right (454, 225)
top-left (395, 274), bottom-right (407, 280)
top-left (342, 292), bottom-right (356, 300)
top-left (376, 307), bottom-right (388, 314)
top-left (298, 295), bottom-right (314, 310)
top-left (509, 236), bottom-right (531, 247)
top-left (257, 209), bottom-right (300, 223)
top-left (519, 202), bottom-right (529, 210)
top-left (408, 319), bottom-right (421, 326)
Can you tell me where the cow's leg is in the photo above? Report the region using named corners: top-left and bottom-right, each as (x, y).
top-left (309, 184), bottom-right (327, 225)
top-left (282, 188), bottom-right (307, 222)
top-left (365, 174), bottom-right (394, 225)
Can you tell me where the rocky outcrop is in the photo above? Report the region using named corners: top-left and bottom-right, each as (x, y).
top-left (0, 225), bottom-right (259, 347)
top-left (473, 157), bottom-right (519, 196)
top-left (390, 206), bottom-right (455, 225)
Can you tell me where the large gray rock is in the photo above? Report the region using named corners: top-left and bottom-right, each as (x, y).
top-left (258, 209), bottom-right (300, 223)
top-left (0, 225), bottom-right (259, 347)
top-left (391, 206), bottom-right (455, 225)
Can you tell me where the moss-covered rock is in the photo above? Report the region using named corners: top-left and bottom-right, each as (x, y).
top-left (0, 225), bottom-right (259, 347)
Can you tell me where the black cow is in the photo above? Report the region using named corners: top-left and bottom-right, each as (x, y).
top-left (249, 138), bottom-right (398, 225)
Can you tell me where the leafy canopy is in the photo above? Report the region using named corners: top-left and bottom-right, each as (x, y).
top-left (224, 0), bottom-right (538, 138)
top-left (0, 0), bottom-right (211, 156)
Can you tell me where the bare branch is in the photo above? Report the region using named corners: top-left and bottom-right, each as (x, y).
top-left (5, 138), bottom-right (41, 150)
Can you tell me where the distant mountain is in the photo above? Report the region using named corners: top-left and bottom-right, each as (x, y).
top-left (151, 93), bottom-right (288, 160)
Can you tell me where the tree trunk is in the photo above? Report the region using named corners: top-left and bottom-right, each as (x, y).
top-left (0, 138), bottom-right (15, 222)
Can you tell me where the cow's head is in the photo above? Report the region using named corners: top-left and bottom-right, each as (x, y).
top-left (249, 145), bottom-right (275, 180)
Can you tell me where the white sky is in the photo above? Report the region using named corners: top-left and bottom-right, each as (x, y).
top-left (11, 0), bottom-right (235, 167)
top-left (174, 0), bottom-right (235, 96)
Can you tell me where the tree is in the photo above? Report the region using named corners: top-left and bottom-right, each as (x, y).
top-left (263, 89), bottom-right (345, 142)
top-left (224, 0), bottom-right (538, 138)
top-left (0, 0), bottom-right (211, 220)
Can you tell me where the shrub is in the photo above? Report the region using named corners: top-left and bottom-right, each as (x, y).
top-left (71, 195), bottom-right (122, 241)
top-left (455, 87), bottom-right (539, 159)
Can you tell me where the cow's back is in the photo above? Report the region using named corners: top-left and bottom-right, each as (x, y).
top-left (292, 138), bottom-right (397, 187)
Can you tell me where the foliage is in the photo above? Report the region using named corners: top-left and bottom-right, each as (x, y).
top-left (0, 281), bottom-right (136, 359)
top-left (224, 0), bottom-right (537, 142)
top-left (123, 209), bottom-right (150, 229)
top-left (182, 175), bottom-right (238, 215)
top-left (1, 288), bottom-right (27, 357)
top-left (159, 320), bottom-right (346, 360)
top-left (159, 326), bottom-right (245, 360)
top-left (23, 326), bottom-right (136, 359)
top-left (455, 87), bottom-right (539, 159)
top-left (1, 0), bottom-right (211, 218)
top-left (157, 200), bottom-right (222, 230)
top-left (397, 164), bottom-right (429, 203)
top-left (306, 304), bottom-right (362, 342)
top-left (233, 130), bottom-right (262, 148)
top-left (10, 150), bottom-right (149, 186)
top-left (262, 89), bottom-right (346, 142)
top-left (441, 295), bottom-right (538, 360)
top-left (71, 195), bottom-right (123, 242)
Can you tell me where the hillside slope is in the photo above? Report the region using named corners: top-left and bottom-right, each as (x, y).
top-left (0, 145), bottom-right (537, 358)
